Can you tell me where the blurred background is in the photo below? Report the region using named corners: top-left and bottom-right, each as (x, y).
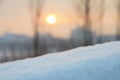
top-left (0, 0), bottom-right (120, 63)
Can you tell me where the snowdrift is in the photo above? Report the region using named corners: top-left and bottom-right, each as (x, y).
top-left (0, 41), bottom-right (120, 80)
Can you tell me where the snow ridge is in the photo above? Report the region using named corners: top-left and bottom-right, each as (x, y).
top-left (0, 41), bottom-right (120, 80)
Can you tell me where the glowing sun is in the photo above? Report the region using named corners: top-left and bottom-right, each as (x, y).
top-left (46, 15), bottom-right (56, 24)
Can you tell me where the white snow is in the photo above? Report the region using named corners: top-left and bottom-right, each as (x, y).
top-left (0, 41), bottom-right (120, 80)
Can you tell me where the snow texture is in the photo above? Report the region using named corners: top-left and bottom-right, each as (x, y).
top-left (0, 41), bottom-right (120, 80)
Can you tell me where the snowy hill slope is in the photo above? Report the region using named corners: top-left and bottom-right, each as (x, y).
top-left (0, 41), bottom-right (120, 80)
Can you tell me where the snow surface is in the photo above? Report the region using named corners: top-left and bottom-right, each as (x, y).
top-left (0, 41), bottom-right (120, 80)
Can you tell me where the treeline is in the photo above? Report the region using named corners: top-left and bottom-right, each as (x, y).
top-left (73, 0), bottom-right (120, 43)
top-left (0, 26), bottom-right (120, 63)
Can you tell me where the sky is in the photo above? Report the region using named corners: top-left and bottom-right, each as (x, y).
top-left (0, 0), bottom-right (78, 38)
top-left (0, 0), bottom-right (118, 38)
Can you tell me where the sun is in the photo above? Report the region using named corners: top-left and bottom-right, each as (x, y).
top-left (46, 15), bottom-right (56, 24)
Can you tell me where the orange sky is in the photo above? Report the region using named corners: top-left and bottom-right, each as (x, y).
top-left (0, 0), bottom-right (118, 38)
top-left (0, 0), bottom-right (79, 38)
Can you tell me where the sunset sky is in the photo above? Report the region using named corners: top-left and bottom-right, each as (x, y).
top-left (0, 0), bottom-right (79, 38)
top-left (0, 0), bottom-right (118, 38)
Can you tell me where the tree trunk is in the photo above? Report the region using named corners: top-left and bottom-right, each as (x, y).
top-left (83, 0), bottom-right (92, 46)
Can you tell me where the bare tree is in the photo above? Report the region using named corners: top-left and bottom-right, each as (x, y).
top-left (95, 0), bottom-right (105, 43)
top-left (30, 0), bottom-right (45, 56)
top-left (0, 0), bottom-right (7, 63)
top-left (73, 0), bottom-right (107, 45)
top-left (117, 0), bottom-right (120, 40)
top-left (73, 0), bottom-right (92, 46)
top-left (84, 0), bottom-right (92, 45)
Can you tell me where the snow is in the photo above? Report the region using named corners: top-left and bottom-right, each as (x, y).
top-left (0, 41), bottom-right (120, 80)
